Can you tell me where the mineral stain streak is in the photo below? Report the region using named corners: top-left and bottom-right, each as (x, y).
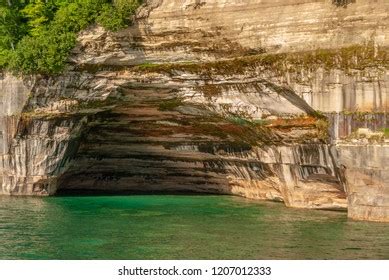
top-left (0, 0), bottom-right (388, 222)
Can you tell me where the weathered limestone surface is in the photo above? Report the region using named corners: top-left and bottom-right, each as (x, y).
top-left (0, 67), bottom-right (347, 209)
top-left (0, 0), bottom-right (388, 221)
top-left (0, 74), bottom-right (31, 153)
top-left (0, 75), bottom-right (31, 195)
top-left (326, 113), bottom-right (388, 139)
top-left (74, 0), bottom-right (389, 65)
top-left (54, 81), bottom-right (345, 209)
top-left (288, 68), bottom-right (389, 113)
top-left (339, 143), bottom-right (389, 222)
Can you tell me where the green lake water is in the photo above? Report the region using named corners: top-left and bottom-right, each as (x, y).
top-left (1, 195), bottom-right (389, 260)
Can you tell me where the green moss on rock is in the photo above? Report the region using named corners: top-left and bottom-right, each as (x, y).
top-left (132, 45), bottom-right (388, 76)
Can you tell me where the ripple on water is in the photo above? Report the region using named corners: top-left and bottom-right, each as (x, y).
top-left (0, 195), bottom-right (389, 259)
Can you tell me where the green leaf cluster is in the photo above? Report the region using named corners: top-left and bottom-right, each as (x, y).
top-left (0, 0), bottom-right (142, 75)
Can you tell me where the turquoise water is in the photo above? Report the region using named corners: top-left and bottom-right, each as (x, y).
top-left (1, 195), bottom-right (389, 259)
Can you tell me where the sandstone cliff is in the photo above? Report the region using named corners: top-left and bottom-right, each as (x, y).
top-left (0, 0), bottom-right (388, 221)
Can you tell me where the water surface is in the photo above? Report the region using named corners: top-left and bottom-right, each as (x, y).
top-left (1, 195), bottom-right (388, 259)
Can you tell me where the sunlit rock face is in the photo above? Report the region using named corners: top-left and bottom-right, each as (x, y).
top-left (0, 0), bottom-right (388, 220)
top-left (0, 77), bottom-right (86, 195)
top-left (0, 74), bottom-right (30, 155)
top-left (0, 75), bottom-right (31, 195)
top-left (73, 0), bottom-right (388, 65)
top-left (339, 144), bottom-right (389, 222)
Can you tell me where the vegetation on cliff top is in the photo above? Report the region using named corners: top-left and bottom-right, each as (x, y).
top-left (0, 0), bottom-right (142, 75)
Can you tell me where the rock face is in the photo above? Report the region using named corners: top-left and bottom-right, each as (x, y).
top-left (74, 0), bottom-right (388, 64)
top-left (339, 144), bottom-right (389, 222)
top-left (0, 68), bottom-right (347, 210)
top-left (0, 0), bottom-right (388, 221)
top-left (0, 75), bottom-right (32, 194)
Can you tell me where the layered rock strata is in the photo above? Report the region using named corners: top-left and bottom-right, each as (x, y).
top-left (1, 0), bottom-right (388, 221)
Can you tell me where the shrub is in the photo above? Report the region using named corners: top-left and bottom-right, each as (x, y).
top-left (97, 4), bottom-right (127, 32)
top-left (0, 0), bottom-right (142, 75)
top-left (8, 31), bottom-right (76, 74)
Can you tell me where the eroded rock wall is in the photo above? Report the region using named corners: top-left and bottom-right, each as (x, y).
top-left (74, 0), bottom-right (389, 65)
top-left (0, 74), bottom-right (92, 196)
top-left (0, 0), bottom-right (388, 221)
top-left (0, 74), bottom-right (31, 195)
top-left (0, 74), bottom-right (31, 154)
top-left (339, 143), bottom-right (389, 222)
